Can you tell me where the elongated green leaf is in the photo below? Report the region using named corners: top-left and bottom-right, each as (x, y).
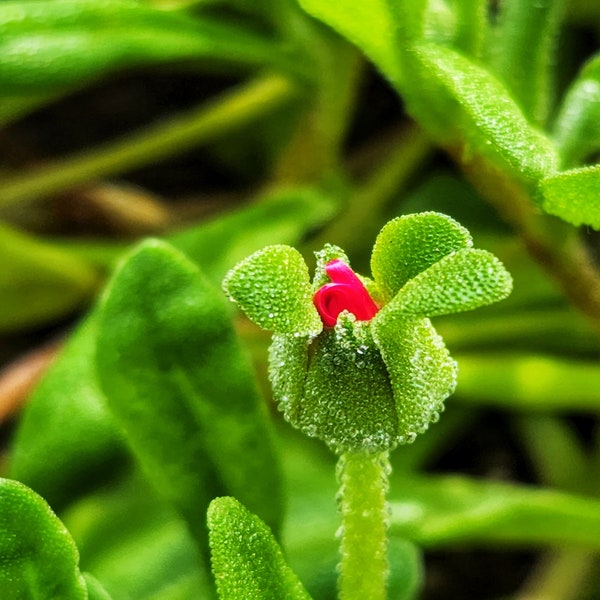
top-left (393, 248), bottom-right (513, 316)
top-left (540, 164), bottom-right (600, 228)
top-left (208, 497), bottom-right (313, 600)
top-left (0, 222), bottom-right (99, 332)
top-left (454, 352), bottom-right (600, 412)
top-left (96, 239), bottom-right (283, 555)
top-left (370, 212), bottom-right (472, 299)
top-left (408, 42), bottom-right (558, 183)
top-left (0, 0), bottom-right (298, 93)
top-left (223, 245), bottom-right (322, 335)
top-left (489, 0), bottom-right (564, 124)
top-left (453, 0), bottom-right (487, 58)
top-left (390, 475), bottom-right (600, 548)
top-left (297, 0), bottom-right (403, 87)
top-left (553, 54), bottom-right (600, 167)
top-left (9, 315), bottom-right (126, 508)
top-left (0, 478), bottom-right (87, 599)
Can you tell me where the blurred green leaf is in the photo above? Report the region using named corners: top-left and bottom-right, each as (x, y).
top-left (488, 0), bottom-right (564, 125)
top-left (223, 244), bottom-right (322, 335)
top-left (297, 0), bottom-right (403, 88)
top-left (83, 573), bottom-right (114, 600)
top-left (540, 164), bottom-right (600, 229)
top-left (454, 352), bottom-right (600, 412)
top-left (453, 0), bottom-right (486, 58)
top-left (64, 472), bottom-right (213, 600)
top-left (208, 496), bottom-right (313, 600)
top-left (9, 315), bottom-right (126, 509)
top-left (0, 222), bottom-right (99, 332)
top-left (552, 53), bottom-right (600, 167)
top-left (390, 474), bottom-right (600, 548)
top-left (0, 478), bottom-right (87, 599)
top-left (96, 239), bottom-right (283, 557)
top-left (172, 187), bottom-right (338, 285)
top-left (0, 0), bottom-right (300, 94)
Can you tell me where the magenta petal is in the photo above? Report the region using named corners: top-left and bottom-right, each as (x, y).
top-left (313, 261), bottom-right (379, 326)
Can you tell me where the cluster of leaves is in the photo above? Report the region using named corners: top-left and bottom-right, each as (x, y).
top-left (2, 0), bottom-right (600, 598)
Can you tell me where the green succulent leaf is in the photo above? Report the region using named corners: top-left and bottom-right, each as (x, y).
top-left (8, 314), bottom-right (125, 509)
top-left (407, 43), bottom-right (558, 183)
top-left (371, 314), bottom-right (457, 442)
top-left (393, 248), bottom-right (513, 316)
top-left (208, 497), bottom-right (313, 600)
top-left (540, 164), bottom-right (600, 229)
top-left (552, 53), bottom-right (600, 167)
top-left (96, 239), bottom-right (283, 558)
top-left (370, 212), bottom-right (472, 299)
top-left (223, 245), bottom-right (322, 336)
top-left (0, 478), bottom-right (87, 599)
top-left (390, 475), bottom-right (600, 548)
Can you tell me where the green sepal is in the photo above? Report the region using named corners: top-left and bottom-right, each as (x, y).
top-left (208, 497), bottom-right (313, 600)
top-left (540, 165), bottom-right (600, 229)
top-left (0, 478), bottom-right (87, 599)
top-left (300, 315), bottom-right (398, 453)
top-left (393, 248), bottom-right (513, 316)
top-left (268, 333), bottom-right (310, 425)
top-left (312, 243), bottom-right (349, 290)
top-left (371, 314), bottom-right (457, 442)
top-left (223, 245), bottom-right (322, 336)
top-left (370, 212), bottom-right (472, 299)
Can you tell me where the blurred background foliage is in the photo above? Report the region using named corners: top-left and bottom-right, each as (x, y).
top-left (2, 0), bottom-right (600, 598)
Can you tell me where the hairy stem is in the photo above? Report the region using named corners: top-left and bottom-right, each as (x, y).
top-left (338, 451), bottom-right (390, 600)
top-left (0, 73), bottom-right (298, 208)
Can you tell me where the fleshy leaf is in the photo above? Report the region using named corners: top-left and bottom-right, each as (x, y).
top-left (0, 478), bottom-right (87, 599)
top-left (540, 165), bottom-right (600, 229)
top-left (96, 239), bottom-right (283, 558)
top-left (208, 497), bottom-right (313, 600)
top-left (407, 43), bottom-right (558, 183)
top-left (312, 243), bottom-right (349, 290)
top-left (223, 245), bottom-right (322, 335)
top-left (83, 573), bottom-right (113, 600)
top-left (300, 315), bottom-right (398, 453)
top-left (371, 314), bottom-right (457, 442)
top-left (392, 248), bottom-right (513, 316)
top-left (370, 212), bottom-right (472, 299)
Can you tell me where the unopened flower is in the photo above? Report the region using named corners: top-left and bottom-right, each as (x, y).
top-left (223, 212), bottom-right (512, 454)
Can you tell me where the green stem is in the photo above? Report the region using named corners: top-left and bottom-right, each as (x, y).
top-left (0, 73), bottom-right (298, 208)
top-left (338, 451), bottom-right (390, 600)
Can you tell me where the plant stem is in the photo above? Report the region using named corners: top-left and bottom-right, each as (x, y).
top-left (338, 451), bottom-right (390, 600)
top-left (0, 73), bottom-right (298, 208)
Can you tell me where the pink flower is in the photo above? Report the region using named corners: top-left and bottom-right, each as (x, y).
top-left (313, 259), bottom-right (379, 327)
